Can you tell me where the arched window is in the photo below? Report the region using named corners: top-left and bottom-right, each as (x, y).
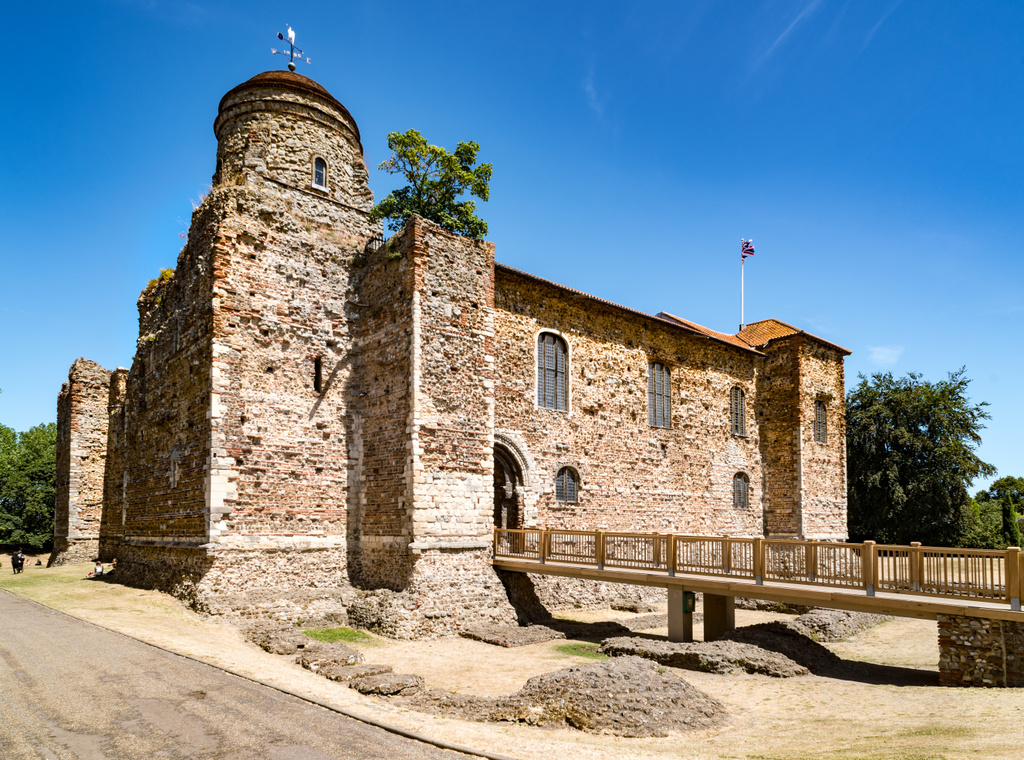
top-left (648, 362), bottom-right (671, 428)
top-left (313, 157), bottom-right (327, 189)
top-left (814, 399), bottom-right (827, 443)
top-left (733, 473), bottom-right (749, 509)
top-left (730, 386), bottom-right (746, 435)
top-left (537, 332), bottom-right (568, 411)
top-left (555, 467), bottom-right (579, 503)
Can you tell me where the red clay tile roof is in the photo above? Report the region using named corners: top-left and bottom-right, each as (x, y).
top-left (656, 313), bottom-right (754, 351)
top-left (495, 264), bottom-right (763, 355)
top-left (736, 319), bottom-right (851, 355)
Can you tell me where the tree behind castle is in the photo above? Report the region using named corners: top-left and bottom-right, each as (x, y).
top-left (846, 368), bottom-right (995, 546)
top-left (369, 129), bottom-right (492, 239)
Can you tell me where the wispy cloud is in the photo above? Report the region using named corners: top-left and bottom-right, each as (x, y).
top-left (863, 0), bottom-right (903, 49)
top-left (582, 65), bottom-right (604, 118)
top-left (868, 345), bottom-right (904, 366)
top-left (756, 0), bottom-right (822, 67)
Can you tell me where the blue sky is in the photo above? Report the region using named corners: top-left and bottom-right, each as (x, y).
top-left (1, 1), bottom-right (1021, 489)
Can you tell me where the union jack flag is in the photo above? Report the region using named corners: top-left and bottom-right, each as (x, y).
top-left (741, 239), bottom-right (755, 259)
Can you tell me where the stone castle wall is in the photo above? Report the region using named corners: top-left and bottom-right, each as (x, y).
top-left (350, 225), bottom-right (417, 589)
top-left (117, 70), bottom-right (380, 598)
top-left (755, 337), bottom-right (801, 537)
top-left (408, 219), bottom-right (497, 550)
top-left (50, 359), bottom-right (111, 565)
top-left (56, 71), bottom-right (853, 639)
top-left (797, 339), bottom-right (847, 539)
top-left (98, 368), bottom-right (128, 561)
top-left (755, 335), bottom-right (847, 539)
top-left (112, 194), bottom-right (220, 588)
top-left (213, 73), bottom-right (373, 238)
top-left (493, 267), bottom-right (764, 536)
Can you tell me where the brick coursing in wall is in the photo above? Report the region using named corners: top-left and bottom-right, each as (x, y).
top-left (53, 70), bottom-right (850, 637)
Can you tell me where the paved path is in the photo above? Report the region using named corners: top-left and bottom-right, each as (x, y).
top-left (0, 590), bottom-right (476, 760)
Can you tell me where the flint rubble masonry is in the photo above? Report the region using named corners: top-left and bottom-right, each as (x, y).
top-left (52, 69), bottom-right (852, 638)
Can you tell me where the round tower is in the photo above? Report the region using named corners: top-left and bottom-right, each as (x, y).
top-left (213, 71), bottom-right (373, 214)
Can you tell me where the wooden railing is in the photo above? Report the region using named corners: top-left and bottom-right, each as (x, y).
top-left (493, 528), bottom-right (1024, 610)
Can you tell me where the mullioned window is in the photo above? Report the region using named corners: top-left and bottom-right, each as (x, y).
top-left (537, 333), bottom-right (568, 411)
top-left (648, 362), bottom-right (671, 428)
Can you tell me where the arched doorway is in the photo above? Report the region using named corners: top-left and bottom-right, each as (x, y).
top-left (493, 444), bottom-right (523, 529)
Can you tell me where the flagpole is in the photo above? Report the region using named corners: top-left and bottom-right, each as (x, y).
top-left (740, 245), bottom-right (745, 332)
top-left (739, 238), bottom-right (754, 331)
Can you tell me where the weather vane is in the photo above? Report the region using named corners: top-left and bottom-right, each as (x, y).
top-left (272, 26), bottom-right (310, 71)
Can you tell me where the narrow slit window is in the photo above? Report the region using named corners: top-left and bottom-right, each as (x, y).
top-left (555, 467), bottom-right (579, 503)
top-left (536, 333), bottom-right (568, 411)
top-left (648, 362), bottom-right (671, 428)
top-left (814, 399), bottom-right (827, 443)
top-left (730, 386), bottom-right (746, 435)
top-left (313, 157), bottom-right (327, 188)
top-left (733, 473), bottom-right (749, 509)
top-left (314, 357), bottom-right (323, 394)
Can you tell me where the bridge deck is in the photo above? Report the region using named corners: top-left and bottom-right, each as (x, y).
top-left (491, 557), bottom-right (1024, 623)
top-left (491, 528), bottom-right (1024, 625)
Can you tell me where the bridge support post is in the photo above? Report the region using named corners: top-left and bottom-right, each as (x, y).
top-left (703, 594), bottom-right (735, 641)
top-left (667, 587), bottom-right (693, 643)
top-left (1007, 547), bottom-right (1021, 612)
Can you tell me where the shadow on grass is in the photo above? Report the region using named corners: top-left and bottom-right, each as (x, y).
top-left (539, 613), bottom-right (698, 644)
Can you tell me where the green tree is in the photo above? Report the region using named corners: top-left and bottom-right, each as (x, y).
top-left (960, 496), bottom-right (1006, 549)
top-left (369, 129), bottom-right (492, 239)
top-left (971, 476), bottom-right (1024, 548)
top-left (0, 422), bottom-right (58, 550)
top-left (846, 368), bottom-right (995, 546)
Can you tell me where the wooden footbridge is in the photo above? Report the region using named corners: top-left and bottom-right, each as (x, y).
top-left (491, 529), bottom-right (1024, 643)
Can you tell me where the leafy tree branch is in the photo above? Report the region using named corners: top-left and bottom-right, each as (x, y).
top-left (369, 129), bottom-right (492, 239)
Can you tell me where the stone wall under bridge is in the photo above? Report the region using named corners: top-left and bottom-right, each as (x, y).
top-left (938, 613), bottom-right (1024, 687)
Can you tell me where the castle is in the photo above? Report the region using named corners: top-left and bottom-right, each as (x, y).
top-left (51, 70), bottom-right (850, 637)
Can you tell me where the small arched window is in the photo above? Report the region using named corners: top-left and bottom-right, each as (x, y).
top-left (730, 386), bottom-right (746, 435)
top-left (313, 157), bottom-right (327, 189)
top-left (537, 332), bottom-right (568, 411)
top-left (648, 362), bottom-right (671, 428)
top-left (814, 399), bottom-right (827, 443)
top-left (555, 467), bottom-right (579, 503)
top-left (733, 472), bottom-right (750, 509)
